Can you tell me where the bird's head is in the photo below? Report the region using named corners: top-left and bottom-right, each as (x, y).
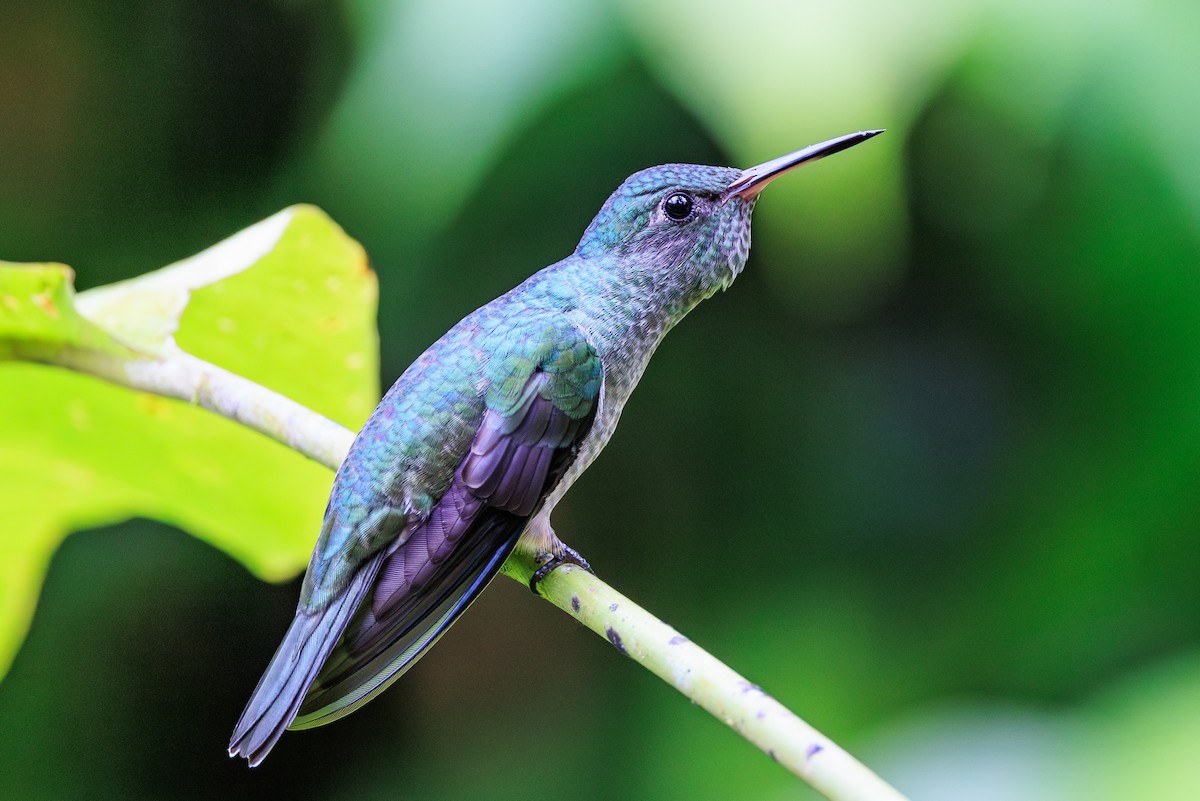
top-left (575, 130), bottom-right (883, 297)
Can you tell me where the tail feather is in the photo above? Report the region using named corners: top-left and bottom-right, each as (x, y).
top-left (228, 553), bottom-right (384, 766)
top-left (292, 512), bottom-right (523, 729)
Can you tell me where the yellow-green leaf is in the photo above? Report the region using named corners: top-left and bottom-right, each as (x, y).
top-left (0, 262), bottom-right (132, 360)
top-left (0, 205), bottom-right (379, 680)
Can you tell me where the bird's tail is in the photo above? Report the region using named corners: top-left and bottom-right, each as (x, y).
top-left (228, 553), bottom-right (384, 767)
top-left (289, 511), bottom-right (523, 729)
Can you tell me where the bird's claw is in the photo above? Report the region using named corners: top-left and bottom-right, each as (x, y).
top-left (529, 544), bottom-right (593, 594)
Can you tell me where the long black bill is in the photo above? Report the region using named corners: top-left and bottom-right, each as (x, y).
top-left (723, 129), bottom-right (884, 201)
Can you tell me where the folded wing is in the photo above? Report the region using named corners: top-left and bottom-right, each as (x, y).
top-left (293, 365), bottom-right (596, 728)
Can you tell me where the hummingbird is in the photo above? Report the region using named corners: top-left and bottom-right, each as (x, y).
top-left (229, 129), bottom-right (883, 765)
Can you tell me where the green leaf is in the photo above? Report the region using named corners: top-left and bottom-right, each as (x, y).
top-left (0, 205), bottom-right (379, 680)
top-left (0, 262), bottom-right (132, 360)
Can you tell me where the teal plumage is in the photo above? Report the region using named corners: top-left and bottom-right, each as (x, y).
top-left (229, 130), bottom-right (882, 765)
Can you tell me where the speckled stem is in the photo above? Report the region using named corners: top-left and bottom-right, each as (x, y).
top-left (502, 558), bottom-right (910, 801)
top-left (47, 345), bottom-right (907, 801)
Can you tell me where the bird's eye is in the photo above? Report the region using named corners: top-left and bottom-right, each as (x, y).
top-left (663, 192), bottom-right (695, 221)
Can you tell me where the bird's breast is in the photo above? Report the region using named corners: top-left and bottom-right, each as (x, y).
top-left (536, 307), bottom-right (670, 513)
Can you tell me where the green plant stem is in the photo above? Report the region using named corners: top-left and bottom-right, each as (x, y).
top-left (46, 343), bottom-right (909, 801)
top-left (503, 558), bottom-right (909, 801)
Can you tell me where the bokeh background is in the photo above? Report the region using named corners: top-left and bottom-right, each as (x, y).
top-left (2, 0), bottom-right (1199, 799)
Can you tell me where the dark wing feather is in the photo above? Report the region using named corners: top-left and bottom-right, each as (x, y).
top-left (291, 376), bottom-right (593, 729)
top-left (292, 505), bottom-right (522, 728)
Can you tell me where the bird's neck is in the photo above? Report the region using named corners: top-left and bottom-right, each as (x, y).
top-left (516, 251), bottom-right (726, 406)
top-left (583, 254), bottom-right (722, 351)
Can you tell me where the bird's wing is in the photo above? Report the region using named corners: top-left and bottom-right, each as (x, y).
top-left (290, 322), bottom-right (602, 729)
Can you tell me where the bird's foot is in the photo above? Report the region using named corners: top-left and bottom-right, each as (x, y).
top-left (529, 544), bottom-right (593, 594)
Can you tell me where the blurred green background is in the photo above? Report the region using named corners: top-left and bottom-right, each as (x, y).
top-left (2, 0), bottom-right (1199, 799)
